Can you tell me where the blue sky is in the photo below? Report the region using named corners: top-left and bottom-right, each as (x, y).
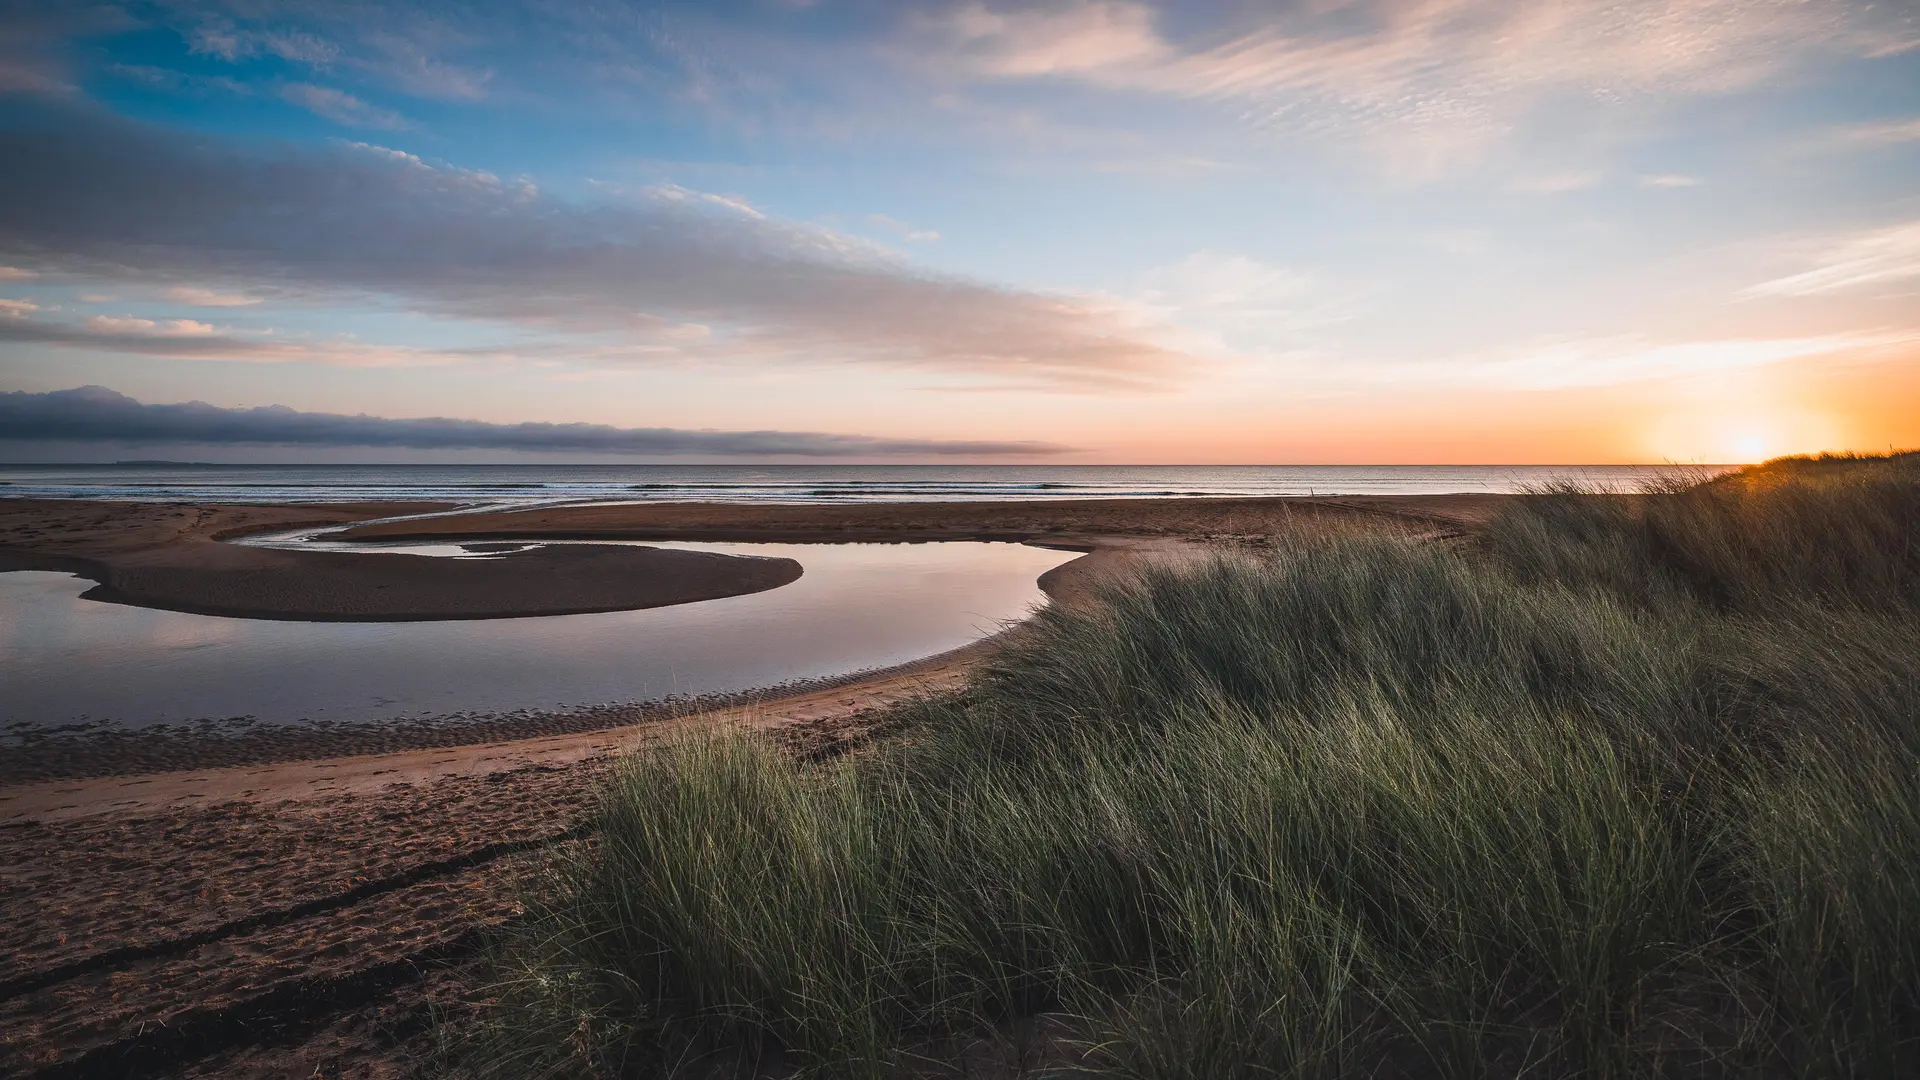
top-left (2, 0), bottom-right (1917, 462)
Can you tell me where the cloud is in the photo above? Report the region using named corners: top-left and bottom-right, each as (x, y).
top-left (186, 25), bottom-right (245, 61)
top-left (1833, 117), bottom-right (1920, 145)
top-left (928, 2), bottom-right (1162, 77)
top-left (83, 315), bottom-right (150, 333)
top-left (190, 25), bottom-right (339, 65)
top-left (279, 83), bottom-right (409, 129)
top-left (914, 0), bottom-right (1889, 172)
top-left (0, 311), bottom-right (467, 367)
top-left (1744, 222), bottom-right (1920, 298)
top-left (183, 18), bottom-right (490, 103)
top-left (0, 1), bottom-right (131, 97)
top-left (1237, 327), bottom-right (1918, 393)
top-left (0, 107), bottom-right (1194, 389)
top-left (0, 386), bottom-right (1070, 457)
top-left (1136, 252), bottom-right (1341, 351)
top-left (1452, 332), bottom-right (1918, 390)
top-left (645, 182), bottom-right (766, 219)
top-left (1141, 253), bottom-right (1316, 308)
top-left (1638, 173), bottom-right (1704, 188)
top-left (867, 214), bottom-right (941, 242)
top-left (83, 315), bottom-right (217, 336)
top-left (109, 63), bottom-right (252, 97)
top-left (0, 267), bottom-right (35, 280)
top-left (164, 285), bottom-right (264, 306)
top-left (362, 32), bottom-right (492, 101)
top-left (1510, 170), bottom-right (1604, 194)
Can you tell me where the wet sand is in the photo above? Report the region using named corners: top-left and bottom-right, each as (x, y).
top-left (335, 491), bottom-right (1508, 545)
top-left (0, 499), bottom-right (802, 621)
top-left (0, 648), bottom-right (1006, 1078)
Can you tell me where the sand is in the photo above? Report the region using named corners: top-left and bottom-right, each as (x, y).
top-left (0, 661), bottom-right (989, 1078)
top-left (0, 499), bottom-right (802, 621)
top-left (0, 494), bottom-right (1506, 1077)
top-left (335, 491), bottom-right (1508, 546)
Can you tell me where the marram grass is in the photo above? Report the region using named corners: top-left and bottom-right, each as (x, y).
top-left (441, 451), bottom-right (1920, 1079)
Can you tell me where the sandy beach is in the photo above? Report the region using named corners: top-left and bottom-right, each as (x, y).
top-left (0, 493), bottom-right (1504, 1078)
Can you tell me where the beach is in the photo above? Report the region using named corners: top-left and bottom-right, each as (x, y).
top-left (0, 493), bottom-right (1499, 1077)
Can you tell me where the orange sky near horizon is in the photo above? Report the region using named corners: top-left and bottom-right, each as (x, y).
top-left (1047, 349), bottom-right (1920, 466)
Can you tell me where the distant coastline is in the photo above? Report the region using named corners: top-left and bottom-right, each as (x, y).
top-left (0, 462), bottom-right (1731, 505)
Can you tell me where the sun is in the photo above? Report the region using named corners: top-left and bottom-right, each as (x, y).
top-left (1641, 401), bottom-right (1848, 465)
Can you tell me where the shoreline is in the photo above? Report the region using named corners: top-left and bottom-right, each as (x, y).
top-left (0, 495), bottom-right (1503, 789)
top-left (0, 494), bottom-right (1498, 1077)
top-left (0, 538), bottom-right (1152, 792)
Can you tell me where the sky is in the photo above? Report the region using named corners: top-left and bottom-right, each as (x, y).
top-left (1, 0), bottom-right (1917, 464)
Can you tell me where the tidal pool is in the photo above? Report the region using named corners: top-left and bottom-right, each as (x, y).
top-left (0, 540), bottom-right (1077, 732)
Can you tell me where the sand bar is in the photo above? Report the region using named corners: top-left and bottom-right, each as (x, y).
top-left (0, 499), bottom-right (801, 621)
top-left (335, 491), bottom-right (1510, 545)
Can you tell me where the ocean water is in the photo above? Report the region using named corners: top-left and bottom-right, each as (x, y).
top-left (0, 463), bottom-right (1724, 505)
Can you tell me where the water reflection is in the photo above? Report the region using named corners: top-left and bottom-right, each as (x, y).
top-left (0, 541), bottom-right (1075, 731)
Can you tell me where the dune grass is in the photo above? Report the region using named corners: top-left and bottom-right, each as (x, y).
top-left (444, 451), bottom-right (1920, 1078)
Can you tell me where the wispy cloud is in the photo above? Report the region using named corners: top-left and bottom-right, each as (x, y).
top-left (0, 386), bottom-right (1071, 457)
top-left (1744, 221), bottom-right (1920, 298)
top-left (1136, 252), bottom-right (1344, 352)
top-left (190, 24), bottom-right (339, 65)
top-left (867, 214), bottom-right (941, 243)
top-left (913, 0), bottom-right (1888, 172)
top-left (1638, 173), bottom-right (1704, 188)
top-left (183, 13), bottom-right (491, 103)
top-left (0, 107), bottom-right (1197, 390)
top-left (925, 2), bottom-right (1162, 77)
top-left (1832, 117), bottom-right (1920, 145)
top-left (164, 285), bottom-right (264, 307)
top-left (1452, 331), bottom-right (1917, 390)
top-left (1245, 329), bottom-right (1918, 393)
top-left (84, 315), bottom-right (218, 336)
top-left (109, 63), bottom-right (252, 97)
top-left (362, 32), bottom-right (492, 101)
top-left (644, 182), bottom-right (767, 219)
top-left (280, 83), bottom-right (409, 129)
top-left (0, 311), bottom-right (464, 367)
top-left (1510, 170), bottom-right (1604, 194)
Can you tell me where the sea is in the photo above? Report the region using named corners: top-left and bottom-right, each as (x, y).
top-left (0, 463), bottom-right (1725, 505)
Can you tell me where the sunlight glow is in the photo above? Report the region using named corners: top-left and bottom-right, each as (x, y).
top-left (1643, 403), bottom-right (1848, 465)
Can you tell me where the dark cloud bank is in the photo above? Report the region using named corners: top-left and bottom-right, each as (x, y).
top-left (0, 104), bottom-right (1188, 388)
top-left (0, 387), bottom-right (1067, 457)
